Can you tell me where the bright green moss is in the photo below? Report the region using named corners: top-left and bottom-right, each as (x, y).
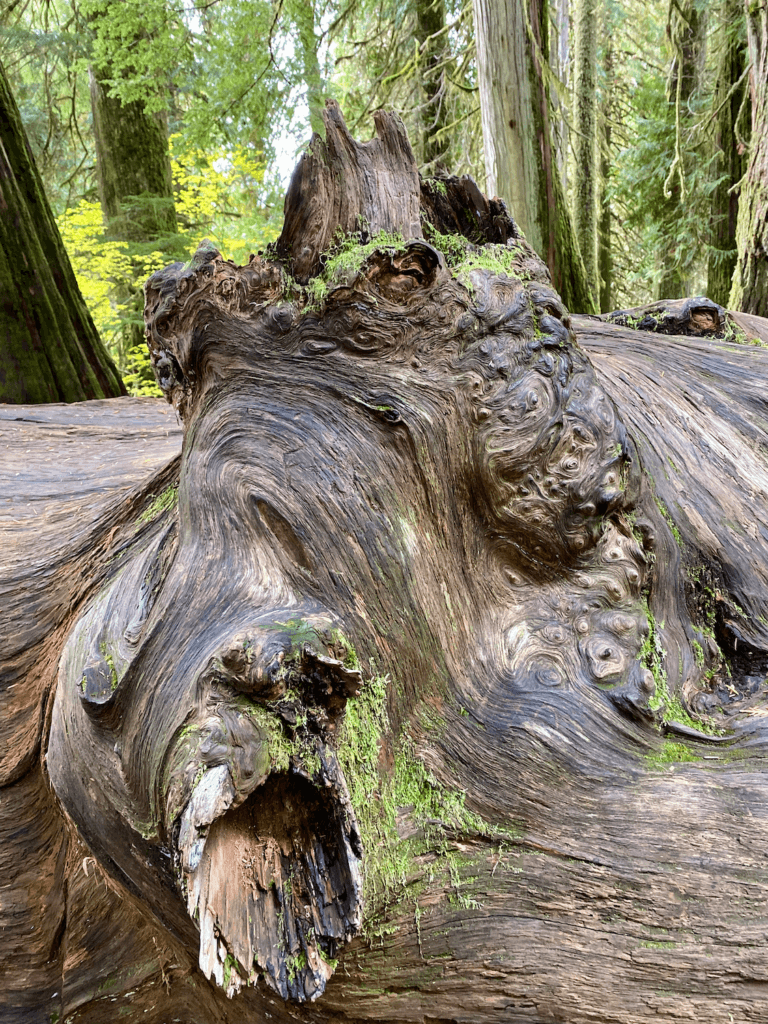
top-left (336, 665), bottom-right (521, 919)
top-left (138, 484), bottom-right (178, 524)
top-left (301, 230), bottom-right (405, 311)
top-left (646, 740), bottom-right (699, 768)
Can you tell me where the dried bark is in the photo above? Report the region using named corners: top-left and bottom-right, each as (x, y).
top-left (4, 103), bottom-right (768, 1024)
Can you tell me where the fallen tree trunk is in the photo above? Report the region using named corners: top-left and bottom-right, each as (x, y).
top-left (3, 102), bottom-right (768, 1024)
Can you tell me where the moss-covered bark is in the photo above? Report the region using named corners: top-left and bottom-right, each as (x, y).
top-left (89, 74), bottom-right (176, 245)
top-left (415, 0), bottom-right (448, 169)
top-left (707, 0), bottom-right (748, 306)
top-left (0, 59), bottom-right (125, 404)
top-left (598, 33), bottom-right (614, 312)
top-left (656, 0), bottom-right (706, 300)
top-left (572, 0), bottom-right (599, 302)
top-left (88, 29), bottom-right (178, 363)
top-left (729, 0), bottom-right (768, 317)
top-left (472, 0), bottom-right (595, 313)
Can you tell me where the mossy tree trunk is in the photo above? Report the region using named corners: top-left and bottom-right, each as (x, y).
top-left (0, 59), bottom-right (124, 404)
top-left (89, 44), bottom-right (178, 364)
top-left (707, 0), bottom-right (748, 306)
top-left (89, 73), bottom-right (177, 246)
top-left (550, 0), bottom-right (571, 180)
top-left (572, 0), bottom-right (599, 306)
top-left (472, 0), bottom-right (596, 313)
top-left (598, 30), bottom-right (614, 312)
top-left (415, 0), bottom-right (448, 170)
top-left (729, 0), bottom-right (768, 316)
top-left (656, 0), bottom-right (706, 299)
top-left (5, 102), bottom-right (768, 1024)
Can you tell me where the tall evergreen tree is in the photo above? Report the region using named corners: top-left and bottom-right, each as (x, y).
top-left (472, 0), bottom-right (595, 313)
top-left (707, 0), bottom-right (748, 306)
top-left (729, 0), bottom-right (768, 316)
top-left (598, 30), bottom-right (614, 312)
top-left (656, 0), bottom-right (706, 299)
top-left (572, 0), bottom-right (599, 306)
top-left (415, 0), bottom-right (448, 170)
top-left (85, 3), bottom-right (178, 362)
top-left (0, 58), bottom-right (124, 404)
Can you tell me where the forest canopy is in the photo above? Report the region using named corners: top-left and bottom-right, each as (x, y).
top-left (1, 0), bottom-right (766, 391)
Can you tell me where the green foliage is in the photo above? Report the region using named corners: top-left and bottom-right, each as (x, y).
top-left (285, 950), bottom-right (308, 982)
top-left (80, 0), bottom-right (191, 116)
top-left (56, 136), bottom-right (281, 394)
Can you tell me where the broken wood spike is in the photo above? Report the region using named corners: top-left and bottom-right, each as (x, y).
top-left (179, 760), bottom-right (362, 1002)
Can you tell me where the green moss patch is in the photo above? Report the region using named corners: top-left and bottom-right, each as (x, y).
top-left (138, 484), bottom-right (178, 524)
top-left (336, 665), bottom-right (520, 922)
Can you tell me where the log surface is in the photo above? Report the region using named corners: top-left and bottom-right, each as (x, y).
top-left (3, 105), bottom-right (768, 1024)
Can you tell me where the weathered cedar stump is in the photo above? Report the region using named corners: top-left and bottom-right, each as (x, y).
top-left (4, 102), bottom-right (768, 1023)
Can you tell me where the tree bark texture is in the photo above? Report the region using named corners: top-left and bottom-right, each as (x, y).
top-left (472, 0), bottom-right (595, 313)
top-left (0, 59), bottom-right (125, 404)
top-left (598, 31), bottom-right (614, 312)
top-left (89, 72), bottom-right (177, 244)
top-left (729, 0), bottom-right (768, 317)
top-left (707, 0), bottom-right (748, 306)
top-left (5, 102), bottom-right (768, 1024)
top-left (572, 0), bottom-right (598, 299)
top-left (415, 0), bottom-right (448, 169)
top-left (656, 0), bottom-right (706, 300)
top-left (549, 0), bottom-right (570, 181)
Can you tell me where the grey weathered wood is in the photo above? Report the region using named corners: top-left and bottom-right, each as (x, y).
top-left (3, 104), bottom-right (768, 1024)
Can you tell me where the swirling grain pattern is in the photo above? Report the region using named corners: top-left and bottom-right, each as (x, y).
top-left (4, 103), bottom-right (768, 1024)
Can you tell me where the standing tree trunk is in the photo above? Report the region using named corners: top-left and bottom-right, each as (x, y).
top-left (89, 73), bottom-right (177, 245)
top-left (550, 0), bottom-right (571, 180)
top-left (472, 0), bottom-right (596, 312)
top-left (598, 31), bottom-right (614, 312)
top-left (89, 40), bottom-right (178, 364)
top-left (729, 0), bottom-right (768, 316)
top-left (656, 0), bottom-right (706, 299)
top-left (572, 0), bottom-right (599, 304)
top-left (415, 0), bottom-right (448, 170)
top-left (707, 0), bottom-right (748, 306)
top-left (0, 59), bottom-right (124, 404)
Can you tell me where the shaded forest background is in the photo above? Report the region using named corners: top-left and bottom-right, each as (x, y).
top-left (1, 0), bottom-right (765, 395)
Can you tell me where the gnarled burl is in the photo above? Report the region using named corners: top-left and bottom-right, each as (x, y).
top-left (5, 102), bottom-right (768, 1023)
